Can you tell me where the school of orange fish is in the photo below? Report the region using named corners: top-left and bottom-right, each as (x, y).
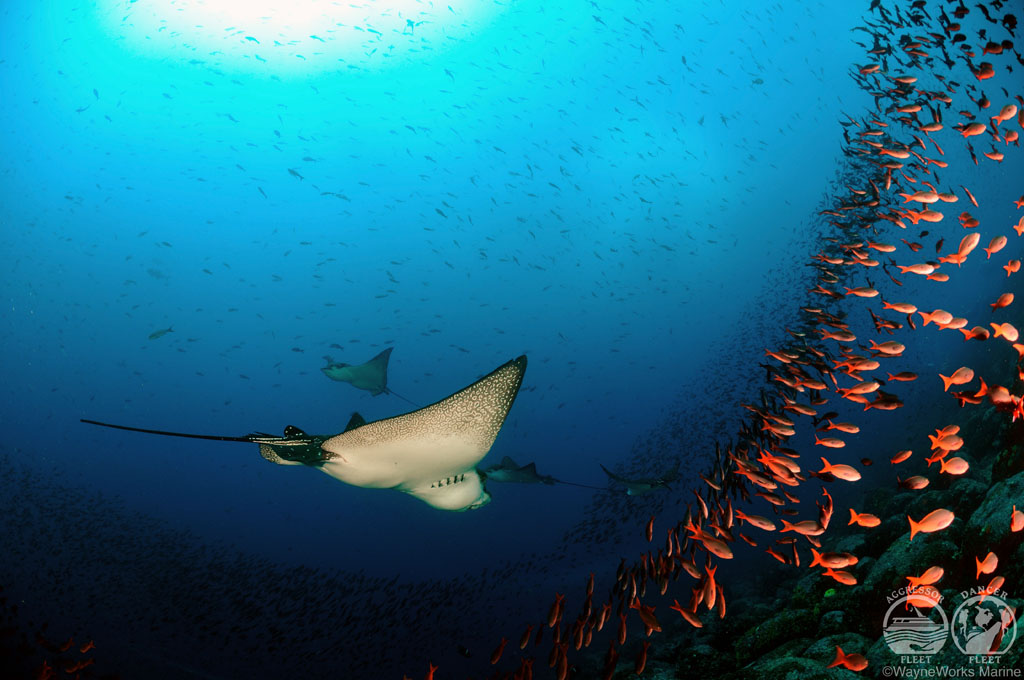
top-left (408, 0), bottom-right (1023, 677)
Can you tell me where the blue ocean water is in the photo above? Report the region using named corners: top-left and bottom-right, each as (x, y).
top-left (2, 0), bottom-right (1022, 678)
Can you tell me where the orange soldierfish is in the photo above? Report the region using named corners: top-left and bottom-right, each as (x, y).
top-left (63, 660), bottom-right (95, 673)
top-left (823, 567), bottom-right (857, 586)
top-left (976, 552), bottom-right (998, 579)
top-left (547, 593), bottom-right (564, 628)
top-left (958, 232), bottom-right (981, 257)
top-left (1011, 506), bottom-right (1024, 532)
top-left (882, 300), bottom-right (917, 314)
top-left (629, 597), bottom-right (662, 635)
top-left (817, 457), bottom-right (861, 482)
top-left (898, 262), bottom-right (936, 275)
top-left (822, 420), bottom-right (860, 434)
top-left (980, 576), bottom-right (1005, 602)
top-left (669, 599), bottom-right (703, 628)
top-left (865, 392), bottom-right (903, 411)
top-left (734, 510), bottom-right (777, 532)
top-left (988, 385), bottom-right (1013, 404)
top-left (939, 366), bottom-right (974, 391)
top-left (906, 586), bottom-right (942, 608)
top-left (840, 380), bottom-right (880, 397)
top-left (635, 640), bottom-right (650, 675)
top-left (939, 456), bottom-right (969, 475)
top-left (991, 293), bottom-right (1014, 310)
top-left (684, 522), bottom-right (733, 561)
top-left (929, 433), bottom-right (963, 451)
top-left (869, 340), bottom-right (904, 355)
top-left (702, 564), bottom-right (718, 610)
top-left (780, 519), bottom-right (825, 535)
top-left (849, 509), bottom-right (881, 527)
top-left (936, 316), bottom-right (968, 331)
top-left (698, 534), bottom-right (733, 560)
top-left (985, 235), bottom-right (1007, 258)
top-left (907, 566), bottom-right (944, 589)
top-left (556, 644), bottom-right (568, 680)
top-left (490, 638), bottom-right (508, 665)
top-left (908, 509), bottom-right (954, 540)
top-left (919, 309), bottom-right (953, 326)
top-left (959, 212), bottom-right (979, 228)
top-left (890, 450), bottom-right (913, 464)
top-left (424, 663), bottom-right (438, 680)
top-left (519, 624), bottom-right (533, 649)
top-left (962, 184), bottom-right (978, 205)
top-left (810, 548), bottom-right (857, 569)
top-left (602, 642), bottom-right (619, 680)
top-left (899, 190), bottom-right (938, 203)
top-left (961, 122), bottom-right (987, 137)
top-left (992, 104), bottom-right (1018, 123)
top-left (991, 322), bottom-right (1020, 342)
top-left (960, 326), bottom-right (991, 341)
top-left (844, 286), bottom-right (879, 297)
top-left (827, 646), bottom-right (868, 672)
top-left (1005, 260), bottom-right (1021, 276)
top-left (898, 475), bottom-right (930, 490)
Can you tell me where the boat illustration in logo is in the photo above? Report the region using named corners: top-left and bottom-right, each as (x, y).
top-left (883, 600), bottom-right (949, 655)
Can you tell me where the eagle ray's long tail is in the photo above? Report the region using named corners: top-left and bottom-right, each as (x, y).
top-left (80, 418), bottom-right (263, 443)
top-left (385, 388), bottom-right (420, 408)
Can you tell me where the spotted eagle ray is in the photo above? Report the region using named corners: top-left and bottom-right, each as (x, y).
top-left (600, 460), bottom-right (680, 495)
top-left (320, 347), bottom-right (418, 406)
top-left (82, 355), bottom-right (527, 511)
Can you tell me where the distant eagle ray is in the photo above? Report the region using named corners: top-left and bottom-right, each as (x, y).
top-left (320, 347), bottom-right (419, 406)
top-left (82, 356), bottom-right (528, 511)
top-left (600, 461), bottom-right (680, 495)
top-left (481, 456), bottom-right (607, 491)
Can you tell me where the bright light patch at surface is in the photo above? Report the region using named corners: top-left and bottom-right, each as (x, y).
top-left (99, 0), bottom-right (498, 74)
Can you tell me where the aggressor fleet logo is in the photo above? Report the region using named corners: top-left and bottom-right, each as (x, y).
top-left (883, 587), bottom-right (949, 656)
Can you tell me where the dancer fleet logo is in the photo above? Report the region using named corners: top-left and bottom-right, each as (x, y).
top-left (950, 589), bottom-right (1017, 657)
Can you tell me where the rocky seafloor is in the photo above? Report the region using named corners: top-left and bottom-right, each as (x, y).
top-left (577, 403), bottom-right (1024, 680)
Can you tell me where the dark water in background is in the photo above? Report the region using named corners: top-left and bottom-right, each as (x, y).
top-left (1, 0), bottom-right (1022, 678)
